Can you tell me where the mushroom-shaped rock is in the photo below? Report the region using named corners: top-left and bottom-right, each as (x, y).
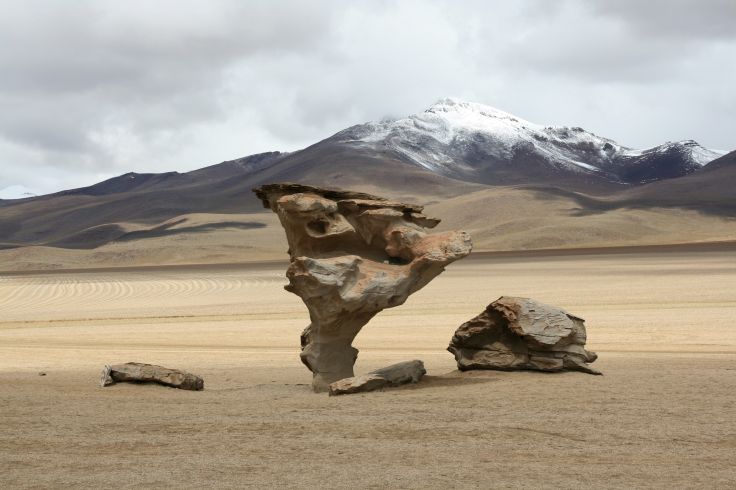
top-left (253, 183), bottom-right (472, 392)
top-left (448, 296), bottom-right (601, 375)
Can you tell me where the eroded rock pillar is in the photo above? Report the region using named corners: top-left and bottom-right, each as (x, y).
top-left (254, 183), bottom-right (472, 391)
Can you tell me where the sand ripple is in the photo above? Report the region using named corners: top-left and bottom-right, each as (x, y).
top-left (0, 269), bottom-right (286, 322)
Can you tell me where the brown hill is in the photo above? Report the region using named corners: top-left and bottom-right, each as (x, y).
top-left (0, 144), bottom-right (734, 271)
top-left (0, 144), bottom-right (480, 248)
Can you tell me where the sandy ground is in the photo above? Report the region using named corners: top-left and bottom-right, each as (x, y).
top-left (1, 251), bottom-right (735, 488)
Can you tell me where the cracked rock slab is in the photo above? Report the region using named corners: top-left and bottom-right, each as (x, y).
top-left (100, 362), bottom-right (204, 390)
top-left (448, 297), bottom-right (601, 375)
top-left (329, 360), bottom-right (427, 396)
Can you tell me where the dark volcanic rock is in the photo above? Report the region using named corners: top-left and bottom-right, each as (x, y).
top-left (448, 296), bottom-right (600, 375)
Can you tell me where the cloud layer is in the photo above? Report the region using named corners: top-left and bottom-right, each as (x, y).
top-left (1, 0), bottom-right (734, 194)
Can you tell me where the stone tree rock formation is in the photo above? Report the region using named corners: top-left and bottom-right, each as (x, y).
top-left (253, 183), bottom-right (472, 392)
top-left (448, 296), bottom-right (601, 375)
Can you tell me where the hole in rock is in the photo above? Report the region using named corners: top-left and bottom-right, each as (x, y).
top-left (386, 255), bottom-right (411, 266)
top-left (307, 218), bottom-right (329, 235)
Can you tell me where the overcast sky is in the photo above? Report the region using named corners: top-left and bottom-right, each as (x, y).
top-left (1, 0), bottom-right (734, 195)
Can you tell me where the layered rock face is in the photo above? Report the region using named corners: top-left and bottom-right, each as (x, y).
top-left (448, 297), bottom-right (600, 375)
top-left (253, 183), bottom-right (472, 392)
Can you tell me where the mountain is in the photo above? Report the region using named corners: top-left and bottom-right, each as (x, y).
top-left (331, 98), bottom-right (724, 185)
top-left (0, 146), bottom-right (477, 249)
top-left (0, 98), bottom-right (732, 264)
top-left (700, 148), bottom-right (736, 172)
top-left (613, 149), bottom-right (736, 215)
top-left (52, 151), bottom-right (287, 198)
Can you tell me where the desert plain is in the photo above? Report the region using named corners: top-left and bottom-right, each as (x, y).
top-left (1, 247), bottom-right (735, 488)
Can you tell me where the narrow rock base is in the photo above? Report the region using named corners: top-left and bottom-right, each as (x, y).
top-left (329, 360), bottom-right (426, 396)
top-left (100, 362), bottom-right (204, 390)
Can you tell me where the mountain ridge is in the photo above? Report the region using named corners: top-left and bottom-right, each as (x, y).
top-left (0, 99), bottom-right (733, 258)
top-left (1, 98), bottom-right (727, 201)
top-left (331, 98), bottom-right (724, 184)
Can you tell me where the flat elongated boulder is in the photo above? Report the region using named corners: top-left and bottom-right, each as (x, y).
top-left (329, 360), bottom-right (426, 396)
top-left (448, 297), bottom-right (601, 375)
top-left (253, 183), bottom-right (472, 392)
top-left (100, 362), bottom-right (204, 390)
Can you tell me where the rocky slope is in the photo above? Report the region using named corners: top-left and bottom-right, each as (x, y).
top-left (331, 98), bottom-right (724, 185)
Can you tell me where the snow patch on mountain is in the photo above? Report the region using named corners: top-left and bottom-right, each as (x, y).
top-left (620, 140), bottom-right (723, 165)
top-left (334, 97), bottom-right (726, 182)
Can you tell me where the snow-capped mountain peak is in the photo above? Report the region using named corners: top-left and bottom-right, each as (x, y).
top-left (341, 97), bottom-right (541, 147)
top-left (425, 97), bottom-right (538, 130)
top-left (333, 98), bottom-right (725, 184)
top-left (644, 140), bottom-right (724, 167)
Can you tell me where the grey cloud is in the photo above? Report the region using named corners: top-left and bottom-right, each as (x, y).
top-left (498, 0), bottom-right (736, 83)
top-left (0, 0), bottom-right (340, 180)
top-left (0, 1), bottom-right (335, 93)
top-left (587, 0), bottom-right (736, 40)
top-left (0, 0), bottom-right (733, 194)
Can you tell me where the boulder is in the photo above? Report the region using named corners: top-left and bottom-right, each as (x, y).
top-left (253, 183), bottom-right (472, 392)
top-left (448, 296), bottom-right (601, 374)
top-left (100, 362), bottom-right (204, 390)
top-left (329, 360), bottom-right (426, 396)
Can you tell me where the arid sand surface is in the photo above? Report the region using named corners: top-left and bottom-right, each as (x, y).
top-left (2, 251), bottom-right (735, 488)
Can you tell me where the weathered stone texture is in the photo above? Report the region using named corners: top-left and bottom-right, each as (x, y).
top-left (448, 296), bottom-right (600, 375)
top-left (329, 360), bottom-right (426, 396)
top-left (100, 362), bottom-right (204, 390)
top-left (254, 183), bottom-right (471, 392)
